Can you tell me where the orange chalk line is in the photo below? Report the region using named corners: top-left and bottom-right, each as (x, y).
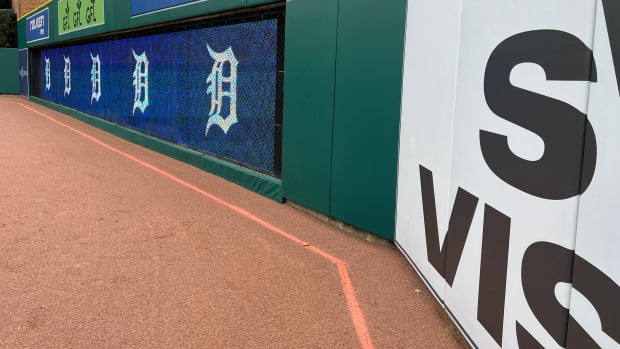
top-left (17, 102), bottom-right (375, 349)
top-left (338, 263), bottom-right (374, 348)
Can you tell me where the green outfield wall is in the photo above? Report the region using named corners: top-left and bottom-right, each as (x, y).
top-left (18, 0), bottom-right (407, 240)
top-left (282, 0), bottom-right (406, 239)
top-left (0, 48), bottom-right (19, 94)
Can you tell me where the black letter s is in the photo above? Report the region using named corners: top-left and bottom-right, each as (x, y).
top-left (521, 242), bottom-right (620, 348)
top-left (482, 30), bottom-right (597, 200)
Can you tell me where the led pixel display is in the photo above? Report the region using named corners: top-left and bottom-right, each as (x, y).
top-left (37, 18), bottom-right (279, 175)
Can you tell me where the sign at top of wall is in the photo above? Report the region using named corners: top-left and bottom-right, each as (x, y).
top-left (58, 0), bottom-right (104, 35)
top-left (396, 0), bottom-right (619, 348)
top-left (26, 7), bottom-right (49, 43)
top-left (130, 0), bottom-right (204, 17)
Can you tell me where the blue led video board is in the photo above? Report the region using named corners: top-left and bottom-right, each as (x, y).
top-left (38, 19), bottom-right (279, 175)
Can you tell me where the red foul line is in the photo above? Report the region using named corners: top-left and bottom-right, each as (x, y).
top-left (17, 102), bottom-right (375, 349)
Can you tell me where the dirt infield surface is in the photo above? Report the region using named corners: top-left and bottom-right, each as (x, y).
top-left (0, 95), bottom-right (467, 348)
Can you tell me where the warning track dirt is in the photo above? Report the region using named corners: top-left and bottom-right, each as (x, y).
top-left (0, 96), bottom-right (466, 348)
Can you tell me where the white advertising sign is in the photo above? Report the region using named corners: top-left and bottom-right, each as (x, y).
top-left (396, 0), bottom-right (463, 303)
top-left (568, 1), bottom-right (620, 348)
top-left (396, 0), bottom-right (619, 347)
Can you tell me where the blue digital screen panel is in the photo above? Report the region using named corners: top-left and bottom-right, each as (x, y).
top-left (19, 49), bottom-right (28, 96)
top-left (39, 19), bottom-right (279, 175)
top-left (131, 0), bottom-right (203, 16)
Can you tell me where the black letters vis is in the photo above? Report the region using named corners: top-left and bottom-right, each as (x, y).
top-left (417, 5), bottom-right (620, 346)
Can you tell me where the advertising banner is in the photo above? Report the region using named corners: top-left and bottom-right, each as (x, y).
top-left (395, 0), bottom-right (463, 303)
top-left (18, 49), bottom-right (28, 96)
top-left (567, 1), bottom-right (620, 348)
top-left (25, 7), bottom-right (49, 43)
top-left (38, 18), bottom-right (279, 176)
top-left (58, 0), bottom-right (104, 35)
top-left (397, 0), bottom-right (619, 348)
top-left (130, 0), bottom-right (204, 17)
top-left (446, 1), bottom-right (595, 347)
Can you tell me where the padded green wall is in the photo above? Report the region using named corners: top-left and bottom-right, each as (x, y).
top-left (281, 0), bottom-right (338, 214)
top-left (330, 0), bottom-right (406, 239)
top-left (18, 0), bottom-right (408, 239)
top-left (282, 0), bottom-right (407, 240)
top-left (0, 48), bottom-right (19, 94)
